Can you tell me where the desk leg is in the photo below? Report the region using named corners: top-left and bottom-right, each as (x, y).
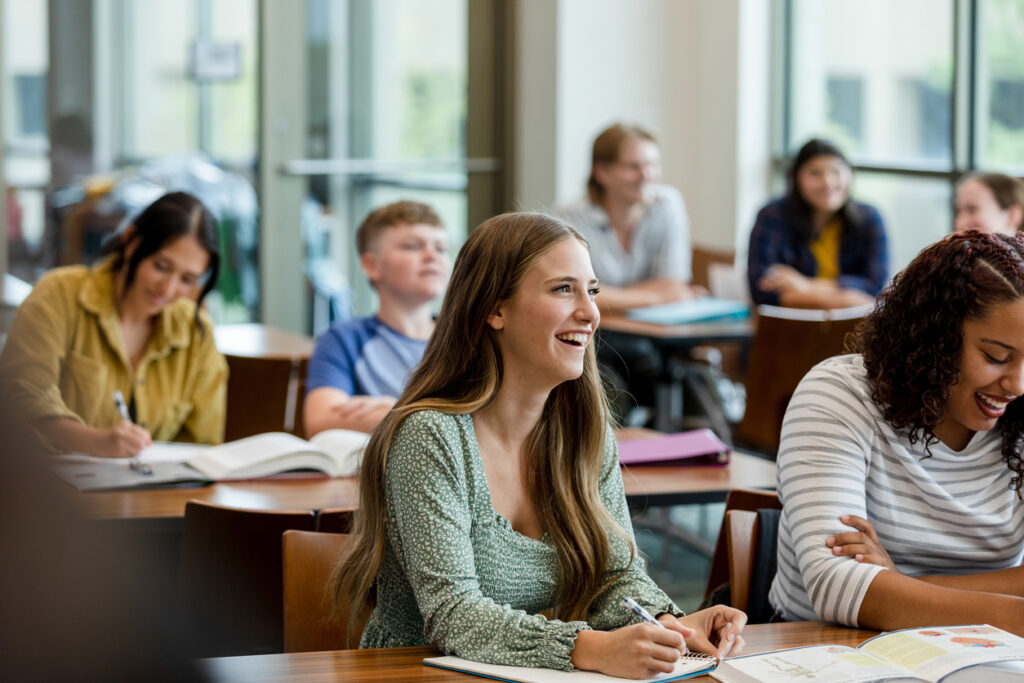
top-left (654, 379), bottom-right (683, 433)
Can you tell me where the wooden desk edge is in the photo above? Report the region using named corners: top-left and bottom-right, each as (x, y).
top-left (200, 622), bottom-right (879, 682)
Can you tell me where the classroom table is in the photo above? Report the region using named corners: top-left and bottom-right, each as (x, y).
top-left (201, 621), bottom-right (878, 682)
top-left (214, 323), bottom-right (315, 360)
top-left (599, 315), bottom-right (753, 434)
top-left (76, 451), bottom-right (775, 528)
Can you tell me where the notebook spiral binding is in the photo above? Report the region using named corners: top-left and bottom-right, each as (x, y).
top-left (682, 652), bottom-right (718, 664)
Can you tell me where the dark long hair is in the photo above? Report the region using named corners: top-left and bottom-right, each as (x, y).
top-left (785, 138), bottom-right (865, 243)
top-left (97, 192), bottom-right (220, 332)
top-left (849, 230), bottom-right (1024, 494)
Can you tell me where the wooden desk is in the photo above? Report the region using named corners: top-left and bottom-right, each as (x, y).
top-left (214, 323), bottom-right (314, 360)
top-left (202, 621), bottom-right (878, 682)
top-left (77, 452), bottom-right (774, 526)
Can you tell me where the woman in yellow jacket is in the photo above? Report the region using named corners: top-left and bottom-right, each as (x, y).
top-left (0, 191), bottom-right (228, 457)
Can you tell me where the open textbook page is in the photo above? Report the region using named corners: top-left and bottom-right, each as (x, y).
top-left (711, 625), bottom-right (1024, 683)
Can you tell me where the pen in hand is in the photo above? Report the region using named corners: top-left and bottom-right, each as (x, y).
top-left (622, 596), bottom-right (689, 655)
top-left (113, 389), bottom-right (152, 475)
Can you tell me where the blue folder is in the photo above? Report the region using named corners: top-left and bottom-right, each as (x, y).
top-left (625, 297), bottom-right (750, 325)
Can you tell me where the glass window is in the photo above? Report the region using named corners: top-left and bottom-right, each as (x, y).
top-left (2, 0), bottom-right (49, 281)
top-left (788, 0), bottom-right (954, 168)
top-left (122, 1), bottom-right (199, 160)
top-left (305, 0), bottom-right (468, 326)
top-left (976, 0), bottom-right (1024, 172)
top-left (852, 173), bottom-right (952, 273)
top-left (782, 0), bottom-right (1023, 274)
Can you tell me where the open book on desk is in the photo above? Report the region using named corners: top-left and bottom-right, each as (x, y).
top-left (51, 429), bottom-right (370, 491)
top-left (618, 429), bottom-right (730, 467)
top-left (711, 624), bottom-right (1024, 683)
top-left (425, 652), bottom-right (717, 682)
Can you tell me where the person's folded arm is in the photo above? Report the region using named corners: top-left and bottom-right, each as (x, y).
top-left (776, 367), bottom-right (890, 626)
top-left (304, 387), bottom-right (394, 436)
top-left (594, 279), bottom-right (700, 315)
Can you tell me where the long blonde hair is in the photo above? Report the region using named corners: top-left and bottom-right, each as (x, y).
top-left (333, 212), bottom-right (633, 644)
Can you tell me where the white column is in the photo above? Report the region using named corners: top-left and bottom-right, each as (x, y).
top-left (258, 0), bottom-right (308, 332)
top-left (513, 0), bottom-right (773, 257)
top-left (0, 0), bottom-right (7, 285)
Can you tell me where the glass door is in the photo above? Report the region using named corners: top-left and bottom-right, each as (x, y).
top-left (261, 0), bottom-right (507, 334)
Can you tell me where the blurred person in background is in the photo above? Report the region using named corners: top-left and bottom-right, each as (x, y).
top-left (748, 138), bottom-right (889, 309)
top-left (0, 191), bottom-right (227, 458)
top-left (954, 172), bottom-right (1024, 236)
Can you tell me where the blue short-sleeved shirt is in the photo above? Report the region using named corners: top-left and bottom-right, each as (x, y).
top-left (306, 317), bottom-right (427, 398)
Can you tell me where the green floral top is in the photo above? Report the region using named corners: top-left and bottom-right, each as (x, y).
top-left (359, 410), bottom-right (681, 670)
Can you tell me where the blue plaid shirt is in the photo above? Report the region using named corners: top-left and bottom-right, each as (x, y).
top-left (747, 198), bottom-right (889, 306)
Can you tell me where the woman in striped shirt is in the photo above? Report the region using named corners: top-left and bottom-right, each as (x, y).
top-left (770, 230), bottom-right (1024, 635)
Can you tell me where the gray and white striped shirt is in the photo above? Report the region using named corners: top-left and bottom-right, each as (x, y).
top-left (769, 354), bottom-right (1024, 625)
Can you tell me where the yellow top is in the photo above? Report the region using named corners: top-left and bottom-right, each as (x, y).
top-left (809, 217), bottom-right (842, 280)
top-left (0, 259), bottom-right (228, 450)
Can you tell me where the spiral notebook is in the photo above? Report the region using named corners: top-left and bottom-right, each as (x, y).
top-left (424, 653), bottom-right (717, 682)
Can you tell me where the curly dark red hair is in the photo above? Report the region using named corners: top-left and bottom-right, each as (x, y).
top-left (850, 230), bottom-right (1024, 494)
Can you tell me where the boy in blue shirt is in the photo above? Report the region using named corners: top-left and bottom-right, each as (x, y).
top-left (304, 201), bottom-right (449, 435)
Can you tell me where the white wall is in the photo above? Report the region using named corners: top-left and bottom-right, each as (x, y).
top-left (514, 0), bottom-right (773, 256)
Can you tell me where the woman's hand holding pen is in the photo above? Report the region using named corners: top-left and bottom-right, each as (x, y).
top-left (570, 623), bottom-right (693, 679)
top-left (94, 420), bottom-right (152, 459)
top-left (673, 605), bottom-right (747, 660)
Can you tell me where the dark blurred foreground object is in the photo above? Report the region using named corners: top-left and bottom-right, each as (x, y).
top-left (0, 398), bottom-right (206, 682)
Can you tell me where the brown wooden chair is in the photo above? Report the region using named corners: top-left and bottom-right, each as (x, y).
top-left (691, 246), bottom-right (736, 292)
top-left (282, 530), bottom-right (362, 652)
top-left (317, 507), bottom-right (356, 534)
top-left (704, 488), bottom-right (782, 605)
top-left (224, 354), bottom-right (307, 441)
top-left (177, 501), bottom-right (316, 657)
top-left (737, 305), bottom-right (869, 453)
top-left (725, 509), bottom-right (760, 613)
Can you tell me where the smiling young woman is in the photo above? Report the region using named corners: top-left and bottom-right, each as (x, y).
top-left (770, 230), bottom-right (1024, 636)
top-left (954, 173), bottom-right (1024, 236)
top-left (331, 212), bottom-right (745, 679)
top-left (0, 192), bottom-right (228, 458)
top-left (747, 138), bottom-right (890, 309)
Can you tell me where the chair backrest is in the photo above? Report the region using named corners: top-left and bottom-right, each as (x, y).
top-left (177, 501), bottom-right (316, 657)
top-left (224, 354), bottom-right (306, 440)
top-left (737, 305), bottom-right (868, 453)
top-left (725, 510), bottom-right (759, 612)
top-left (691, 246), bottom-right (736, 292)
top-left (317, 507), bottom-right (356, 534)
top-left (282, 530), bottom-right (361, 652)
top-left (704, 488), bottom-right (781, 606)
top-left (725, 508), bottom-right (782, 622)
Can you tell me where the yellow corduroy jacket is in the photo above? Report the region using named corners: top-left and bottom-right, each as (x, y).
top-left (0, 260), bottom-right (228, 449)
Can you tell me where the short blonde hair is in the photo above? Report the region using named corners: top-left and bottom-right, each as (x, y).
top-left (355, 201), bottom-right (443, 254)
top-left (587, 123), bottom-right (657, 204)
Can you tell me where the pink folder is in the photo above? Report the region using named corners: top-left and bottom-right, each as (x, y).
top-left (617, 429), bottom-right (730, 467)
